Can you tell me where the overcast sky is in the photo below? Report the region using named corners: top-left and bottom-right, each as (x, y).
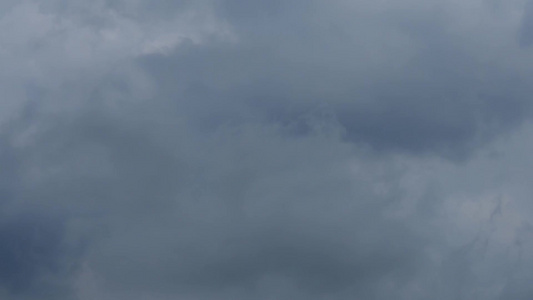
top-left (2, 0), bottom-right (533, 299)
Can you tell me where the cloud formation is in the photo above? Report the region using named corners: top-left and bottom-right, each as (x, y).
top-left (2, 0), bottom-right (533, 299)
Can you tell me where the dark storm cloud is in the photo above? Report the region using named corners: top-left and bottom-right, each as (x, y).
top-left (2, 0), bottom-right (533, 300)
top-left (0, 99), bottom-right (432, 299)
top-left (0, 214), bottom-right (69, 295)
top-left (132, 0), bottom-right (533, 159)
top-left (0, 119), bottom-right (88, 299)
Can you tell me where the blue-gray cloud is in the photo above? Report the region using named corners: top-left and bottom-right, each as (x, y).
top-left (2, 1), bottom-right (533, 299)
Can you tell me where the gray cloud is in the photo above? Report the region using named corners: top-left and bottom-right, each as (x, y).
top-left (2, 0), bottom-right (533, 299)
top-left (0, 213), bottom-right (76, 298)
top-left (519, 0), bottom-right (533, 47)
top-left (129, 0), bottom-right (533, 159)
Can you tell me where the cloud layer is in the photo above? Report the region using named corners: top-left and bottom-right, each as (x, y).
top-left (2, 0), bottom-right (533, 299)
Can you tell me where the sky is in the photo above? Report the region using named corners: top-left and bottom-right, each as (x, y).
top-left (2, 0), bottom-right (533, 299)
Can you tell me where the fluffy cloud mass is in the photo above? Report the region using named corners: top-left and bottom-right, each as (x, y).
top-left (2, 0), bottom-right (533, 299)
